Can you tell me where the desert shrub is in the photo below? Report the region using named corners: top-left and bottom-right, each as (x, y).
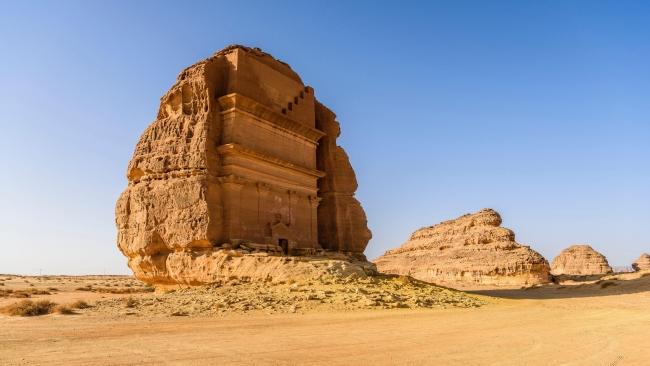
top-left (70, 300), bottom-right (90, 309)
top-left (600, 281), bottom-right (618, 289)
top-left (53, 305), bottom-right (75, 315)
top-left (48, 287), bottom-right (58, 291)
top-left (641, 272), bottom-right (650, 278)
top-left (31, 289), bottom-right (50, 295)
top-left (124, 297), bottom-right (137, 308)
top-left (92, 286), bottom-right (154, 294)
top-left (1, 300), bottom-right (56, 316)
top-left (76, 286), bottom-right (92, 291)
top-left (5, 288), bottom-right (51, 298)
top-left (394, 275), bottom-right (413, 286)
top-left (0, 289), bottom-right (31, 299)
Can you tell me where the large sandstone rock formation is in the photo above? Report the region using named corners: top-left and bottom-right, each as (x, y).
top-left (116, 45), bottom-right (371, 285)
top-left (632, 253), bottom-right (650, 272)
top-left (550, 245), bottom-right (613, 276)
top-left (374, 209), bottom-right (551, 289)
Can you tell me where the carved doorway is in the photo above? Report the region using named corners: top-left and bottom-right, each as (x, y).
top-left (271, 222), bottom-right (293, 254)
top-left (278, 238), bottom-right (289, 255)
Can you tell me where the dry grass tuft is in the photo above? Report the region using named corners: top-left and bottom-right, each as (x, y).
top-left (53, 305), bottom-right (75, 315)
top-left (73, 284), bottom-right (153, 294)
top-left (70, 300), bottom-right (91, 309)
top-left (394, 275), bottom-right (414, 286)
top-left (91, 286), bottom-right (154, 294)
top-left (1, 300), bottom-right (57, 316)
top-left (124, 297), bottom-right (137, 308)
top-left (0, 288), bottom-right (51, 298)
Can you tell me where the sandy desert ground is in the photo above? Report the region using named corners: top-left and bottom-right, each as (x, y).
top-left (1, 273), bottom-right (649, 366)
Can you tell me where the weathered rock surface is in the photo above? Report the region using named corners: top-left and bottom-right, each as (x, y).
top-left (116, 45), bottom-right (371, 285)
top-left (374, 209), bottom-right (552, 289)
top-left (144, 251), bottom-right (376, 286)
top-left (550, 245), bottom-right (613, 276)
top-left (632, 253), bottom-right (650, 272)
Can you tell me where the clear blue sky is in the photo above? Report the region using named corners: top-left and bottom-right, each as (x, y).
top-left (1, 1), bottom-right (648, 274)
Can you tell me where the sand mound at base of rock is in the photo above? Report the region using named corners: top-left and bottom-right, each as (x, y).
top-left (91, 274), bottom-right (485, 316)
top-left (131, 251), bottom-right (379, 286)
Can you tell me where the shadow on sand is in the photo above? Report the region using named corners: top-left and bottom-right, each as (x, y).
top-left (468, 273), bottom-right (650, 300)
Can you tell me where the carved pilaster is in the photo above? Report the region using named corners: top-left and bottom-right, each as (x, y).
top-left (220, 175), bottom-right (245, 240)
top-left (257, 182), bottom-right (271, 228)
top-left (309, 195), bottom-right (322, 248)
top-left (288, 190), bottom-right (298, 226)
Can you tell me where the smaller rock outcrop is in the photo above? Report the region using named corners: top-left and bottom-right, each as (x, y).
top-left (632, 253), bottom-right (650, 272)
top-left (374, 209), bottom-right (551, 289)
top-left (550, 245), bottom-right (613, 276)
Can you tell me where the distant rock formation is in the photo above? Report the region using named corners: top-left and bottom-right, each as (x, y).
top-left (632, 253), bottom-right (650, 272)
top-left (550, 245), bottom-right (613, 276)
top-left (116, 45), bottom-right (371, 285)
top-left (374, 209), bottom-right (552, 288)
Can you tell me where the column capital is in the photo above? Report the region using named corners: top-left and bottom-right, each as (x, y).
top-left (218, 174), bottom-right (247, 186)
top-left (309, 195), bottom-right (323, 206)
top-left (256, 182), bottom-right (271, 193)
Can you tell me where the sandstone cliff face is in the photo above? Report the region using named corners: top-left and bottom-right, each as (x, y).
top-left (550, 245), bottom-right (613, 276)
top-left (374, 209), bottom-right (551, 289)
top-left (632, 253), bottom-right (650, 272)
top-left (116, 45), bottom-right (371, 285)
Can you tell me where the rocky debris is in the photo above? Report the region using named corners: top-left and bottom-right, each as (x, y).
top-left (116, 45), bottom-right (371, 285)
top-left (632, 253), bottom-right (650, 272)
top-left (374, 209), bottom-right (551, 289)
top-left (550, 245), bottom-right (613, 276)
top-left (91, 274), bottom-right (485, 317)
